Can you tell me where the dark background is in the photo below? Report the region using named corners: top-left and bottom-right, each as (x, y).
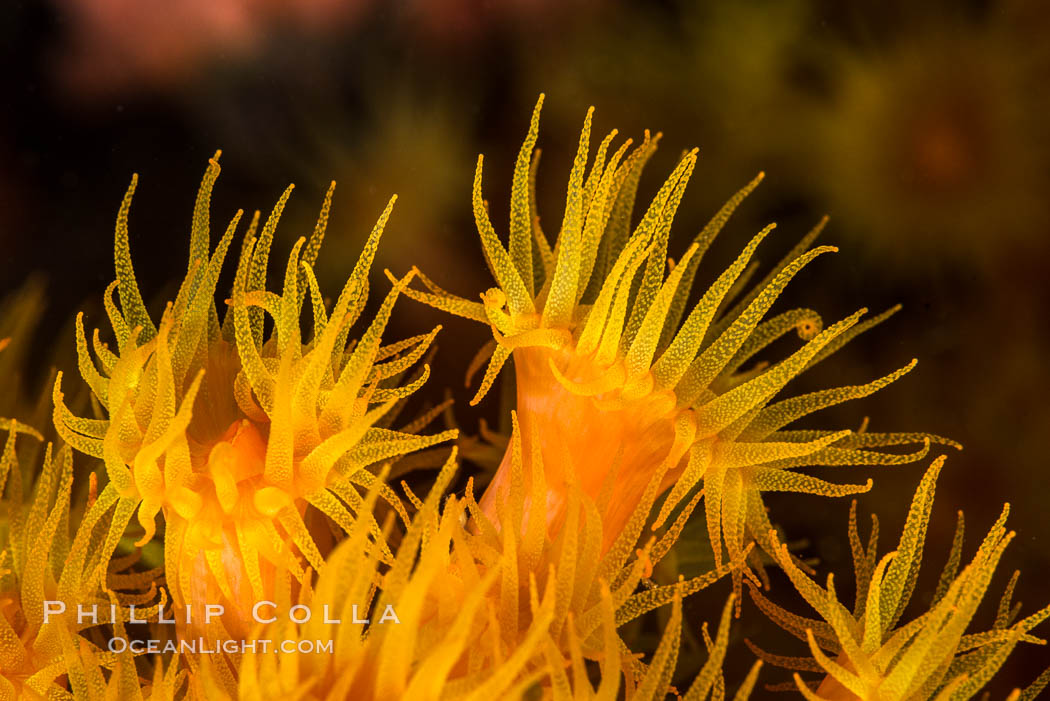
top-left (2, 0), bottom-right (1048, 695)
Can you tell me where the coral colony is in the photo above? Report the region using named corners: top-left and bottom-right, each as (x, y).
top-left (1, 96), bottom-right (1047, 699)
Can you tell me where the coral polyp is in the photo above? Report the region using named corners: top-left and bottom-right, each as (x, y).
top-left (402, 96), bottom-right (958, 605)
top-left (0, 420), bottom-right (167, 699)
top-left (0, 425), bottom-right (72, 699)
top-left (749, 458), bottom-right (1050, 699)
top-left (52, 154), bottom-right (455, 643)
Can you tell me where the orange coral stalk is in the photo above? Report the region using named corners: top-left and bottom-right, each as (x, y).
top-left (428, 414), bottom-right (746, 696)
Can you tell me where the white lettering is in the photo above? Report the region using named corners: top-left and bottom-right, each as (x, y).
top-left (43, 601), bottom-right (65, 625)
top-left (204, 604), bottom-right (224, 624)
top-left (252, 600), bottom-right (277, 624)
top-left (289, 604), bottom-right (311, 624)
top-left (77, 604), bottom-right (98, 625)
top-left (378, 605), bottom-right (400, 624)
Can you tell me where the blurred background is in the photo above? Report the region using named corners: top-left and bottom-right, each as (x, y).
top-left (2, 0), bottom-right (1048, 694)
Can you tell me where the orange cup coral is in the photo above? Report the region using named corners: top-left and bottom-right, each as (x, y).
top-left (750, 458), bottom-right (1050, 699)
top-left (402, 96), bottom-right (958, 609)
top-left (53, 154), bottom-right (456, 644)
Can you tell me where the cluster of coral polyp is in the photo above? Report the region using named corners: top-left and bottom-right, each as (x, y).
top-left (1, 97), bottom-right (1045, 699)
